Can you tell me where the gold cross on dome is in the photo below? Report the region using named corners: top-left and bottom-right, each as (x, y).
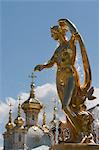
top-left (18, 96), bottom-right (21, 104)
top-left (28, 71), bottom-right (36, 83)
top-left (8, 102), bottom-right (13, 111)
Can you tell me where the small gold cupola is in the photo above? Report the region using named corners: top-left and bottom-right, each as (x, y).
top-left (14, 96), bottom-right (24, 127)
top-left (5, 103), bottom-right (15, 131)
top-left (21, 72), bottom-right (42, 127)
top-left (42, 105), bottom-right (49, 133)
top-left (42, 105), bottom-right (46, 127)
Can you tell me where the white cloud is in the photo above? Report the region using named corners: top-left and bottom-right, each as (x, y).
top-left (75, 46), bottom-right (84, 84)
top-left (0, 97), bottom-right (18, 125)
top-left (35, 83), bottom-right (66, 124)
top-left (36, 83), bottom-right (57, 99)
top-left (0, 102), bottom-right (9, 124)
top-left (0, 83), bottom-right (99, 148)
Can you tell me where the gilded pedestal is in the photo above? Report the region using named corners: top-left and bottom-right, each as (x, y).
top-left (50, 143), bottom-right (99, 150)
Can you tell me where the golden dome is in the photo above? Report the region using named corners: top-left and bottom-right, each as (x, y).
top-left (22, 98), bottom-right (42, 112)
top-left (22, 80), bottom-right (42, 112)
top-left (42, 106), bottom-right (47, 127)
top-left (21, 72), bottom-right (43, 127)
top-left (14, 116), bottom-right (24, 127)
top-left (5, 104), bottom-right (15, 131)
top-left (14, 96), bottom-right (24, 127)
top-left (5, 122), bottom-right (15, 131)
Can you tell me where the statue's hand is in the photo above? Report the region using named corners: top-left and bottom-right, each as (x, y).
top-left (34, 64), bottom-right (44, 71)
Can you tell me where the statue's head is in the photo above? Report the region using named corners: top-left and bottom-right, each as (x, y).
top-left (50, 20), bottom-right (69, 41)
top-left (50, 25), bottom-right (60, 41)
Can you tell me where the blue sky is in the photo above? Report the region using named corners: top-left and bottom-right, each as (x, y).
top-left (0, 0), bottom-right (99, 148)
top-left (0, 0), bottom-right (99, 100)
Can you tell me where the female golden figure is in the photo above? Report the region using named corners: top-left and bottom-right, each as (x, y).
top-left (34, 19), bottom-right (95, 132)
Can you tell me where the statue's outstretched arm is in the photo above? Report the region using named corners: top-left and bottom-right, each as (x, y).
top-left (34, 51), bottom-right (57, 72)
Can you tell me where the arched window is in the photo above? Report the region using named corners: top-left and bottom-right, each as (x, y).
top-left (32, 114), bottom-right (35, 120)
top-left (19, 134), bottom-right (21, 142)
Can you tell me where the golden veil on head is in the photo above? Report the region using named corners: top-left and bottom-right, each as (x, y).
top-left (58, 18), bottom-right (78, 34)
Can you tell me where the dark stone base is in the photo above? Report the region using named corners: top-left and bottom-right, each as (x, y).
top-left (50, 143), bottom-right (99, 150)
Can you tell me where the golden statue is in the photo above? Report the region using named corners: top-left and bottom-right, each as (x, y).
top-left (34, 19), bottom-right (96, 140)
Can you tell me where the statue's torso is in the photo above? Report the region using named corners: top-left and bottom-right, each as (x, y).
top-left (55, 41), bottom-right (76, 102)
top-left (55, 42), bottom-right (75, 69)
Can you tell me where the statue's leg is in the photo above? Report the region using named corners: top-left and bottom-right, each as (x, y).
top-left (62, 73), bottom-right (80, 132)
top-left (56, 70), bottom-right (80, 132)
top-left (63, 72), bottom-right (75, 108)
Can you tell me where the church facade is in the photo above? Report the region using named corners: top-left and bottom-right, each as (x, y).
top-left (3, 74), bottom-right (52, 150)
top-left (3, 73), bottom-right (99, 149)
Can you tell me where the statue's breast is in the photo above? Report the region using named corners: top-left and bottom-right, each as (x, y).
top-left (56, 44), bottom-right (73, 66)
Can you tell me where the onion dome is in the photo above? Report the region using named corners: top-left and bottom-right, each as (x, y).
top-left (49, 106), bottom-right (57, 129)
top-left (21, 82), bottom-right (42, 111)
top-left (14, 96), bottom-right (24, 127)
top-left (42, 106), bottom-right (46, 127)
top-left (21, 72), bottom-right (42, 127)
top-left (14, 116), bottom-right (24, 128)
top-left (41, 106), bottom-right (50, 133)
top-left (22, 72), bottom-right (42, 111)
top-left (5, 103), bottom-right (15, 131)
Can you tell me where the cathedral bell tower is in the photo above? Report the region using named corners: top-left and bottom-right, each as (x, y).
top-left (21, 72), bottom-right (42, 128)
top-left (3, 103), bottom-right (15, 150)
top-left (13, 96), bottom-right (27, 150)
